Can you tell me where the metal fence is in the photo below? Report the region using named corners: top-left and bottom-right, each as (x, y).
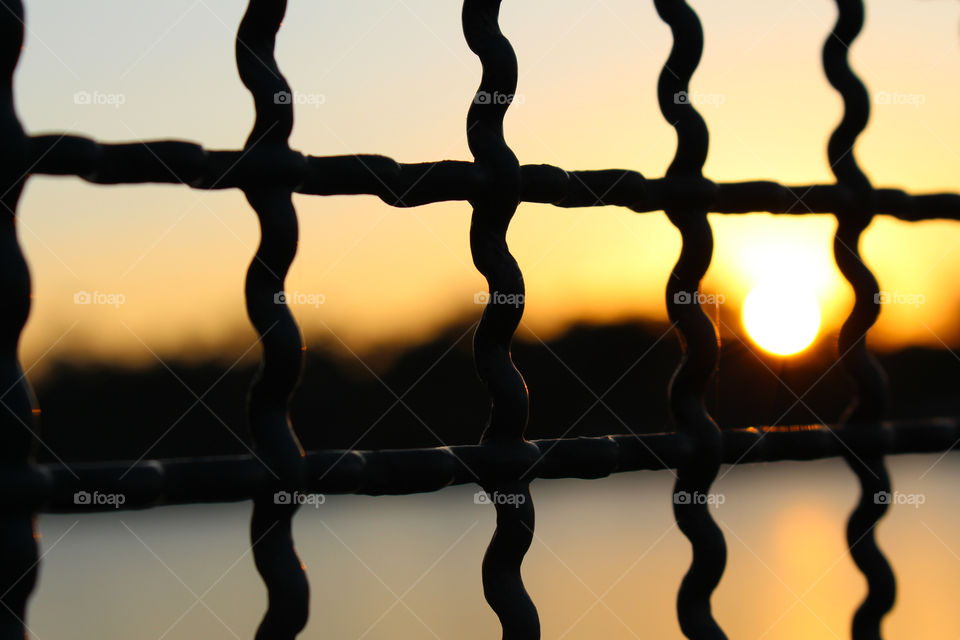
top-left (1, 0), bottom-right (959, 638)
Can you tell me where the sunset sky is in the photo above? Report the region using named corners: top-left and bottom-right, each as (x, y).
top-left (12, 3), bottom-right (960, 640)
top-left (11, 0), bottom-right (960, 369)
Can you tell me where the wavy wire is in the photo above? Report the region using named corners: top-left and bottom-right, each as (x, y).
top-left (654, 0), bottom-right (727, 638)
top-left (1, 0), bottom-right (953, 638)
top-left (237, 1), bottom-right (309, 638)
top-left (824, 1), bottom-right (896, 638)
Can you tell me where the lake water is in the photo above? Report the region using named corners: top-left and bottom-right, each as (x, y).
top-left (26, 455), bottom-right (960, 639)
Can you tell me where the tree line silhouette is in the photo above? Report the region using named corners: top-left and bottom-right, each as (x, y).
top-left (31, 318), bottom-right (960, 463)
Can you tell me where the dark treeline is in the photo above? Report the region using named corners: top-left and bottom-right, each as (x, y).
top-left (31, 319), bottom-right (960, 463)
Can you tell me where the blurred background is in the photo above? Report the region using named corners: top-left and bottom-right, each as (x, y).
top-left (11, 0), bottom-right (960, 637)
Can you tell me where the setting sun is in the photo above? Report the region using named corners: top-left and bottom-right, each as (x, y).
top-left (743, 280), bottom-right (821, 356)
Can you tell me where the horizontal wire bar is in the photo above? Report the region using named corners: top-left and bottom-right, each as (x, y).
top-left (5, 418), bottom-right (956, 513)
top-left (27, 135), bottom-right (960, 220)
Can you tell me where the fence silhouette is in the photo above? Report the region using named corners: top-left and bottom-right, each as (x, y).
top-left (2, 0), bottom-right (960, 638)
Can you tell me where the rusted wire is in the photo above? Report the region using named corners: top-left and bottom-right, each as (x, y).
top-left (463, 1), bottom-right (540, 637)
top-left (0, 2), bottom-right (45, 638)
top-left (235, 1), bottom-right (310, 638)
top-left (824, 2), bottom-right (896, 638)
top-left (0, 420), bottom-right (950, 514)
top-left (654, 0), bottom-right (727, 637)
top-left (1, 0), bottom-right (958, 638)
top-left (26, 134), bottom-right (960, 220)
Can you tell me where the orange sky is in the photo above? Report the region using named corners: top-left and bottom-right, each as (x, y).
top-left (11, 0), bottom-right (960, 370)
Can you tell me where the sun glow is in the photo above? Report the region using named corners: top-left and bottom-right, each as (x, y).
top-left (743, 280), bottom-right (821, 356)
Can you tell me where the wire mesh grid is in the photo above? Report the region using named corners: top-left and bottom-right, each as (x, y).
top-left (1, 0), bottom-right (959, 638)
